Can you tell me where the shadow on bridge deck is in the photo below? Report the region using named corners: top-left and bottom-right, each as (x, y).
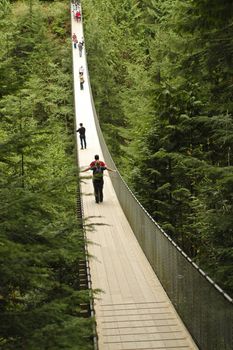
top-left (71, 7), bottom-right (198, 350)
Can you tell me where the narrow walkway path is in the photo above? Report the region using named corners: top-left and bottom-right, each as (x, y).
top-left (71, 7), bottom-right (198, 350)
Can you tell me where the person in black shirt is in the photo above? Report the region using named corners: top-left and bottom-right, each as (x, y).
top-left (76, 123), bottom-right (86, 149)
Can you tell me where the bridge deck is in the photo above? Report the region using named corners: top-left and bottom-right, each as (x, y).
top-left (72, 10), bottom-right (198, 350)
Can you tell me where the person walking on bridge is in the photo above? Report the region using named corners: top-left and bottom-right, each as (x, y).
top-left (72, 33), bottom-right (78, 49)
top-left (79, 74), bottom-right (85, 90)
top-left (75, 10), bottom-right (81, 22)
top-left (79, 65), bottom-right (84, 75)
top-left (78, 41), bottom-right (83, 57)
top-left (81, 161), bottom-right (116, 203)
top-left (76, 123), bottom-right (86, 149)
top-left (90, 154), bottom-right (106, 168)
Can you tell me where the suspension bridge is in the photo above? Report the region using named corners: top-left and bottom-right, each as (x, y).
top-left (71, 5), bottom-right (233, 350)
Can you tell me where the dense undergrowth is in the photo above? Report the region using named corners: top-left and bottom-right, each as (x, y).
top-left (0, 1), bottom-right (94, 349)
top-left (82, 0), bottom-right (233, 297)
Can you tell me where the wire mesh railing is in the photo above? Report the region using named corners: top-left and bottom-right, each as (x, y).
top-left (83, 52), bottom-right (233, 350)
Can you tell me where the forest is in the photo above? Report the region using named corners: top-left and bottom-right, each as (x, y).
top-left (0, 0), bottom-right (94, 349)
top-left (1, 0), bottom-right (232, 348)
top-left (82, 0), bottom-right (233, 297)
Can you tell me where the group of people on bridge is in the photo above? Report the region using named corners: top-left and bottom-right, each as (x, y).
top-left (72, 1), bottom-right (81, 22)
top-left (72, 34), bottom-right (84, 57)
top-left (71, 10), bottom-right (85, 90)
top-left (72, 3), bottom-right (115, 203)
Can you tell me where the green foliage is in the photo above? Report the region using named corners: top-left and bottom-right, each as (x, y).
top-left (83, 0), bottom-right (146, 158)
top-left (0, 1), bottom-right (94, 348)
top-left (83, 0), bottom-right (233, 296)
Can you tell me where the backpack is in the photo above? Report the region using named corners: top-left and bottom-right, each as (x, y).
top-left (93, 165), bottom-right (104, 179)
top-left (93, 166), bottom-right (102, 174)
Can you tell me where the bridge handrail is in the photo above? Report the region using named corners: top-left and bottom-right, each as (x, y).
top-left (82, 28), bottom-right (233, 350)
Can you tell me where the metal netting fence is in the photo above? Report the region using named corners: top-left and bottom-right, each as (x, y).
top-left (83, 37), bottom-right (233, 350)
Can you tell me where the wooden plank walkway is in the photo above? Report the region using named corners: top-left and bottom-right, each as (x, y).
top-left (71, 8), bottom-right (198, 350)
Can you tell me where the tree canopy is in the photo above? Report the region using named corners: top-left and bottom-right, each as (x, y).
top-left (0, 1), bottom-right (94, 348)
top-left (83, 0), bottom-right (233, 296)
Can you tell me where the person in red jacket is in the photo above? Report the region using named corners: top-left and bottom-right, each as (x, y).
top-left (75, 10), bottom-right (81, 21)
top-left (82, 160), bottom-right (115, 203)
top-left (72, 33), bottom-right (78, 49)
top-left (90, 154), bottom-right (105, 168)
